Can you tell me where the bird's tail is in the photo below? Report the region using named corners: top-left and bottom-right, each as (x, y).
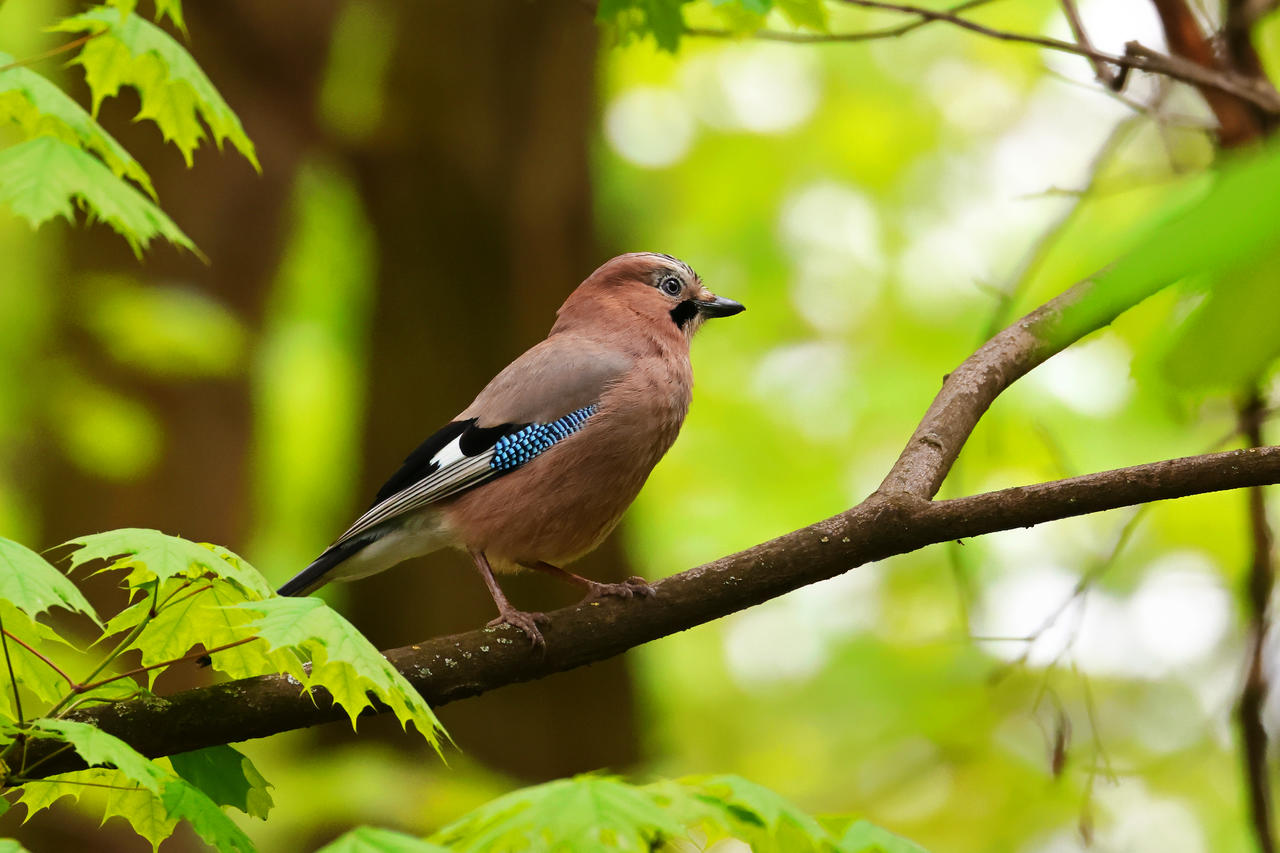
top-left (276, 538), bottom-right (371, 597)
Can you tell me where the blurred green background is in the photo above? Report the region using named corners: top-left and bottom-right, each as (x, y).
top-left (0, 0), bottom-right (1275, 850)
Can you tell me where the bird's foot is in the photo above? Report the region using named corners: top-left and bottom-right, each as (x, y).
top-left (486, 608), bottom-right (550, 648)
top-left (580, 576), bottom-right (656, 604)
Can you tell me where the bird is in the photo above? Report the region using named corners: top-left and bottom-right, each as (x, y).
top-left (275, 252), bottom-right (744, 646)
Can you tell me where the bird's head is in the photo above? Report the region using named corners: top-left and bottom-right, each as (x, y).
top-left (557, 252), bottom-right (745, 344)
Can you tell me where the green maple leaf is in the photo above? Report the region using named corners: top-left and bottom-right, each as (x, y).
top-left (29, 719), bottom-right (167, 792)
top-left (839, 820), bottom-right (931, 853)
top-left (170, 744), bottom-right (273, 820)
top-left (0, 536), bottom-right (99, 624)
top-left (108, 577), bottom-right (282, 687)
top-left (0, 51), bottom-right (153, 195)
top-left (19, 722), bottom-right (259, 853)
top-left (675, 774), bottom-right (837, 852)
top-left (160, 777), bottom-right (259, 853)
top-left (0, 601), bottom-right (80, 712)
top-left (431, 775), bottom-right (687, 852)
top-left (774, 0), bottom-right (828, 30)
top-left (238, 597), bottom-right (443, 748)
top-left (64, 529), bottom-right (272, 599)
top-left (316, 827), bottom-right (451, 853)
top-left (101, 772), bottom-right (179, 852)
top-left (51, 8), bottom-right (257, 169)
top-left (104, 0), bottom-right (186, 32)
top-left (14, 768), bottom-right (117, 820)
top-left (597, 0), bottom-right (692, 51)
top-left (0, 136), bottom-right (194, 256)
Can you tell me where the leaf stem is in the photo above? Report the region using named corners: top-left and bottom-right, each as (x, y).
top-left (10, 742), bottom-right (72, 782)
top-left (0, 630), bottom-right (77, 687)
top-left (0, 615), bottom-right (24, 726)
top-left (0, 31), bottom-right (104, 73)
top-left (158, 583), bottom-right (212, 612)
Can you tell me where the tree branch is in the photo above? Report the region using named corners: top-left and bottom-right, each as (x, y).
top-left (1059, 0), bottom-right (1117, 88)
top-left (685, 0), bottom-right (1003, 43)
top-left (11, 441), bottom-right (1280, 779)
top-left (878, 275), bottom-right (1125, 498)
top-left (686, 0), bottom-right (1280, 116)
top-left (12, 273), bottom-right (1280, 779)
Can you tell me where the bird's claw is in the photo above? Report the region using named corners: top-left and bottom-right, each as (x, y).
top-left (581, 576), bottom-right (656, 604)
top-left (487, 609), bottom-right (549, 648)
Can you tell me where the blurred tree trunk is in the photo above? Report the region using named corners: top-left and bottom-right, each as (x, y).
top-left (37, 2), bottom-right (338, 551)
top-left (342, 0), bottom-right (642, 779)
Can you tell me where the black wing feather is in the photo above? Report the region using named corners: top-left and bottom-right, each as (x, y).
top-left (372, 418), bottom-right (526, 506)
top-left (372, 420), bottom-right (471, 505)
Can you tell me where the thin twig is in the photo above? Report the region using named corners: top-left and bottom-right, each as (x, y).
top-left (0, 32), bottom-right (104, 73)
top-left (14, 743), bottom-right (72, 780)
top-left (56, 689), bottom-right (148, 720)
top-left (1058, 0), bottom-right (1117, 87)
top-left (1238, 388), bottom-right (1276, 853)
top-left (687, 1), bottom-right (1280, 114)
top-left (685, 0), bottom-right (1005, 43)
top-left (12, 775), bottom-right (139, 792)
top-left (157, 583), bottom-right (211, 612)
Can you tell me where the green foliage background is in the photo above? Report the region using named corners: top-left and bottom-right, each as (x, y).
top-left (2, 0), bottom-right (1279, 851)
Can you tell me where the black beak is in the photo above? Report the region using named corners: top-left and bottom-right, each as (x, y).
top-left (694, 296), bottom-right (746, 318)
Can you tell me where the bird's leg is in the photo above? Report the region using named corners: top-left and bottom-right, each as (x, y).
top-left (520, 560), bottom-right (656, 604)
top-left (470, 550), bottom-right (547, 648)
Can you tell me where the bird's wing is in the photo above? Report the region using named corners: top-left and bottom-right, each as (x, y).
top-left (332, 406), bottom-right (599, 547)
top-left (460, 334), bottom-right (633, 424)
top-left (328, 337), bottom-right (630, 548)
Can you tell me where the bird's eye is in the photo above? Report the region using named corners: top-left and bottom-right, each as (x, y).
top-left (659, 276), bottom-right (682, 296)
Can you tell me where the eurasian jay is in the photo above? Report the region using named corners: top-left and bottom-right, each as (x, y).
top-left (276, 253), bottom-right (744, 645)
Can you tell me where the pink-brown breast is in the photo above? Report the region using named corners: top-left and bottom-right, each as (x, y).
top-left (439, 350), bottom-right (693, 572)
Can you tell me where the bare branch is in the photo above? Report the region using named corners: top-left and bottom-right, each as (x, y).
top-left (685, 0), bottom-right (1004, 43)
top-left (685, 1), bottom-right (1280, 115)
top-left (1059, 0), bottom-right (1118, 87)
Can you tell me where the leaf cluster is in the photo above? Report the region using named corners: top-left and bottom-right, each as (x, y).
top-left (0, 0), bottom-right (256, 255)
top-left (320, 773), bottom-right (928, 853)
top-left (0, 529), bottom-right (443, 852)
top-left (0, 527), bottom-right (935, 852)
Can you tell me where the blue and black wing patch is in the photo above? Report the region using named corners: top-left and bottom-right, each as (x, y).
top-left (490, 406), bottom-right (596, 472)
top-left (330, 404), bottom-right (599, 549)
